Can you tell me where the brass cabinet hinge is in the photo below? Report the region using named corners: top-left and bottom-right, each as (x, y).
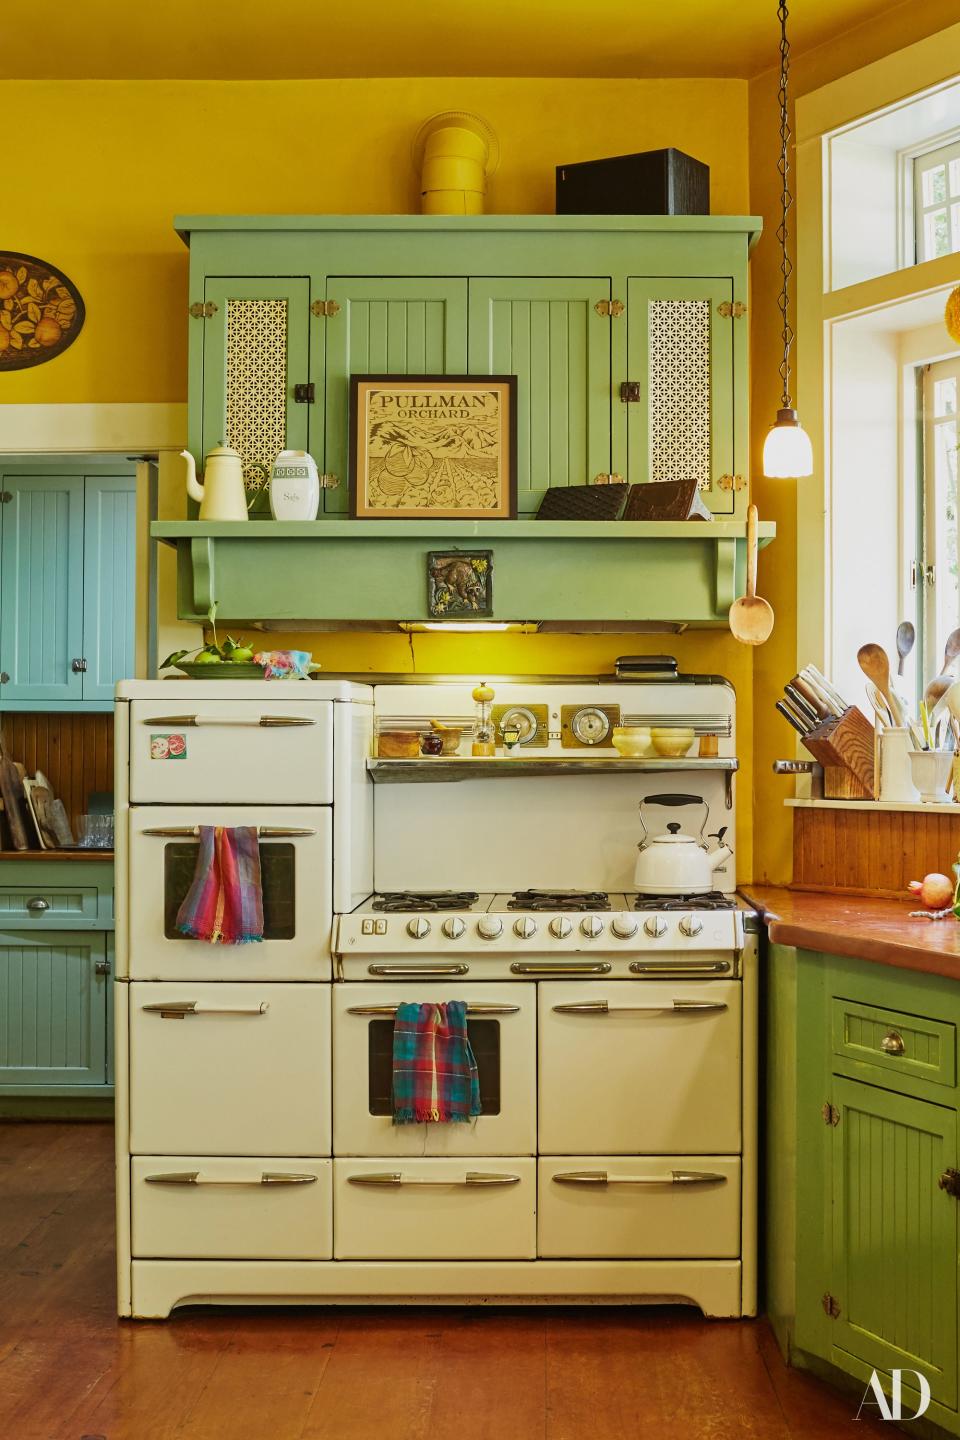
top-left (821, 1292), bottom-right (841, 1319)
top-left (595, 299), bottom-right (624, 318)
top-left (718, 301), bottom-right (747, 319)
top-left (939, 1169), bottom-right (960, 1198)
top-left (188, 301), bottom-right (218, 319)
top-left (822, 1102), bottom-right (840, 1127)
top-left (293, 382), bottom-right (315, 404)
top-left (311, 299), bottom-right (341, 318)
top-left (619, 381), bottom-right (642, 403)
top-left (718, 474), bottom-right (747, 493)
top-left (0, 491), bottom-right (11, 504)
top-left (592, 473), bottom-right (624, 485)
top-left (320, 474), bottom-right (340, 489)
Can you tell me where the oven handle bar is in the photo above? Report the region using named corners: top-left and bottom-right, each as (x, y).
top-left (346, 1003), bottom-right (521, 1017)
top-left (140, 826), bottom-right (316, 838)
top-left (347, 1172), bottom-right (521, 1188)
top-left (552, 999), bottom-right (728, 1015)
top-left (629, 960), bottom-right (732, 976)
top-left (141, 1000), bottom-right (270, 1019)
top-left (366, 963), bottom-right (470, 977)
top-left (552, 1170), bottom-right (727, 1188)
top-left (510, 962), bottom-right (612, 976)
top-left (140, 714), bottom-right (317, 728)
top-left (145, 1171), bottom-right (317, 1186)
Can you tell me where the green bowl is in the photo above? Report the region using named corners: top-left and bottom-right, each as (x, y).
top-left (173, 663), bottom-right (266, 680)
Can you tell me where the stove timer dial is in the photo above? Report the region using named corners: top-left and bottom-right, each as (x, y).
top-left (477, 915), bottom-right (504, 940)
top-left (406, 916), bottom-right (431, 939)
top-left (442, 916), bottom-right (466, 940)
top-left (549, 916), bottom-right (573, 939)
top-left (514, 916), bottom-right (537, 939)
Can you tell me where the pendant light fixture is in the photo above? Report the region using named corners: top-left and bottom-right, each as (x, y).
top-left (763, 0), bottom-right (814, 479)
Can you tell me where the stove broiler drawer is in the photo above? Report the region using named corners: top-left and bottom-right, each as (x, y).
top-left (129, 699), bottom-right (334, 805)
top-left (131, 1157), bottom-right (332, 1260)
top-left (332, 983), bottom-right (536, 1156)
top-left (538, 980), bottom-right (741, 1155)
top-left (129, 983), bottom-right (331, 1157)
top-left (537, 1157), bottom-right (741, 1259)
top-left (333, 1158), bottom-right (536, 1259)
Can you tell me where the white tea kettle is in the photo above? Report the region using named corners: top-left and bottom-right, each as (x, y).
top-left (269, 449), bottom-right (321, 521)
top-left (182, 444), bottom-right (253, 521)
top-left (634, 793), bottom-right (733, 895)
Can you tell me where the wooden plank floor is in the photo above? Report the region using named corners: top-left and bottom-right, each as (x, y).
top-left (0, 1122), bottom-right (888, 1440)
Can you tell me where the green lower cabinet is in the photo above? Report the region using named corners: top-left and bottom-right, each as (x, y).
top-left (0, 929), bottom-right (109, 1090)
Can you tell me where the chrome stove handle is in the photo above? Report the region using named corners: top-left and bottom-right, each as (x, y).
top-left (141, 714), bottom-right (317, 727)
top-left (552, 1170), bottom-right (727, 1188)
top-left (628, 960), bottom-right (732, 976)
top-left (141, 826), bottom-right (316, 838)
top-left (145, 1170), bottom-right (317, 1186)
top-left (366, 963), bottom-right (470, 977)
top-left (141, 1000), bottom-right (269, 1019)
top-left (552, 999), bottom-right (728, 1015)
top-left (347, 1172), bottom-right (521, 1189)
top-left (347, 1003), bottom-right (519, 1017)
top-left (509, 962), bottom-right (612, 976)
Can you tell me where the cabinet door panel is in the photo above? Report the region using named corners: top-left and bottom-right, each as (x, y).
top-left (626, 279), bottom-right (736, 516)
top-left (469, 279), bottom-right (611, 514)
top-left (324, 278), bottom-right (467, 513)
top-left (0, 476), bottom-right (84, 701)
top-left (202, 279), bottom-right (311, 516)
top-left (0, 931), bottom-right (107, 1087)
top-left (83, 475), bottom-right (137, 701)
top-left (831, 1076), bottom-right (957, 1408)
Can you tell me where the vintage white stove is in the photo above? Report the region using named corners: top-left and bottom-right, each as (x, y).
top-left (113, 672), bottom-right (756, 1321)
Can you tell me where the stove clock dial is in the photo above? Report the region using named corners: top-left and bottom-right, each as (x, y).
top-left (679, 914), bottom-right (704, 938)
top-left (611, 916), bottom-right (638, 939)
top-left (580, 915), bottom-right (604, 938)
top-left (549, 916), bottom-right (573, 939)
top-left (477, 915), bottom-right (504, 940)
top-left (643, 916), bottom-right (668, 938)
top-left (513, 916), bottom-right (538, 939)
top-left (406, 916), bottom-right (431, 939)
top-left (442, 916), bottom-right (466, 940)
top-left (571, 706), bottom-right (611, 746)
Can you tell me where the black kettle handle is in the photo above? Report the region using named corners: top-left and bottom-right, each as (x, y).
top-left (644, 793), bottom-right (704, 807)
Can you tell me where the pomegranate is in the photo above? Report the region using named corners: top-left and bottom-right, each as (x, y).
top-left (908, 873), bottom-right (955, 910)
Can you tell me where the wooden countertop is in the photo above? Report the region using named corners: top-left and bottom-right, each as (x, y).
top-left (0, 850), bottom-right (114, 862)
top-left (743, 885), bottom-right (960, 981)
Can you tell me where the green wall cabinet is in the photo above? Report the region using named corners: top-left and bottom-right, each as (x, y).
top-left (0, 467), bottom-right (136, 712)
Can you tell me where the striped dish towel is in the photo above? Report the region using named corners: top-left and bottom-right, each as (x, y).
top-left (392, 1001), bottom-right (481, 1124)
top-left (175, 825), bottom-right (264, 945)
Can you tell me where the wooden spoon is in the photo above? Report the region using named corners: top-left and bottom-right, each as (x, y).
top-left (857, 643), bottom-right (904, 726)
top-left (925, 674), bottom-right (953, 714)
top-left (896, 620), bottom-right (915, 676)
top-left (728, 505), bottom-right (774, 646)
top-left (943, 627), bottom-right (960, 675)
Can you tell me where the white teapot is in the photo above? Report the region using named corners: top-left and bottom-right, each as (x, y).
top-left (182, 444), bottom-right (252, 522)
top-left (269, 450), bottom-right (321, 521)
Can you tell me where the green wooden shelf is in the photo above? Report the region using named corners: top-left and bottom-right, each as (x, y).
top-left (152, 518), bottom-right (775, 627)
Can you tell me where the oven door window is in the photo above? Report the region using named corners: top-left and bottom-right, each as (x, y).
top-left (163, 842), bottom-right (296, 940)
top-left (367, 1019), bottom-right (502, 1117)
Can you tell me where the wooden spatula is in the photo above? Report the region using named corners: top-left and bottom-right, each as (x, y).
top-left (729, 505), bottom-right (774, 646)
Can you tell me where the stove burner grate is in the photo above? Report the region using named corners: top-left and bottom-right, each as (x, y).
top-left (371, 891), bottom-right (480, 913)
top-left (509, 889), bottom-right (611, 912)
top-left (634, 892), bottom-right (736, 912)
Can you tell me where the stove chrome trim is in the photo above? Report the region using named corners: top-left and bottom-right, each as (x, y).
top-left (510, 962), bottom-right (612, 976)
top-left (628, 959), bottom-right (734, 977)
top-left (552, 999), bottom-right (728, 1015)
top-left (366, 962), bottom-right (470, 977)
top-left (141, 825), bottom-right (316, 838)
top-left (139, 714), bottom-right (317, 728)
top-left (552, 1169), bottom-right (727, 1187)
top-left (140, 1000), bottom-right (270, 1019)
top-left (144, 1170), bottom-right (317, 1187)
top-left (347, 1171), bottom-right (521, 1188)
top-left (347, 1003), bottom-right (520, 1017)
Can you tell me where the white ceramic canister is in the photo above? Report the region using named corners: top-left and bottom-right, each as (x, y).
top-left (269, 450), bottom-right (321, 521)
top-left (878, 727), bottom-right (920, 802)
top-left (908, 748), bottom-right (953, 803)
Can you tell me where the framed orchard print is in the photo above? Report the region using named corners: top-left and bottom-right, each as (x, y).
top-left (349, 374), bottom-right (517, 519)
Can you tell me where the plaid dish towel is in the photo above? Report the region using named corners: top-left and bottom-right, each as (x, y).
top-left (175, 825), bottom-right (264, 945)
top-left (392, 1001), bottom-right (481, 1124)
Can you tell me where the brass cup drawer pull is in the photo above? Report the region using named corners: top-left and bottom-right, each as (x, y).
top-left (145, 1171), bottom-right (317, 1187)
top-left (141, 1000), bottom-right (269, 1019)
top-left (552, 999), bottom-right (728, 1016)
top-left (347, 1171), bottom-right (521, 1189)
top-left (347, 1003), bottom-right (520, 1017)
top-left (880, 1031), bottom-right (906, 1056)
top-left (141, 826), bottom-right (316, 838)
top-left (366, 963), bottom-right (469, 977)
top-left (141, 714), bottom-right (317, 727)
top-left (553, 1170), bottom-right (727, 1187)
top-left (510, 962), bottom-right (612, 976)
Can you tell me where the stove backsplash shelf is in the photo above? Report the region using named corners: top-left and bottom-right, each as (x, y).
top-left (367, 756), bottom-right (738, 805)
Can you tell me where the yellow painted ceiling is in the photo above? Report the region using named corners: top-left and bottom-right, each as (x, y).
top-left (23, 0), bottom-right (917, 80)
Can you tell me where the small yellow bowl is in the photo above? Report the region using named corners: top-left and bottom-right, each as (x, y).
top-left (650, 727), bottom-right (696, 758)
top-left (612, 726), bottom-right (653, 758)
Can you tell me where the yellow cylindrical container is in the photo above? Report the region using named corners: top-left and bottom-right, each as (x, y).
top-left (414, 112), bottom-right (499, 216)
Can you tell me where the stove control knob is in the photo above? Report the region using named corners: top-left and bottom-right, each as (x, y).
top-left (477, 915), bottom-right (504, 941)
top-left (580, 915), bottom-right (604, 939)
top-left (679, 914), bottom-right (704, 938)
top-left (514, 916), bottom-right (538, 940)
top-left (406, 916), bottom-right (431, 940)
top-left (549, 916), bottom-right (573, 939)
top-left (442, 916), bottom-right (466, 940)
top-left (612, 915), bottom-right (638, 939)
top-left (643, 916), bottom-right (668, 939)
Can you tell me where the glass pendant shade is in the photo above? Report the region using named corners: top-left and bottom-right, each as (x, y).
top-left (763, 406), bottom-right (813, 478)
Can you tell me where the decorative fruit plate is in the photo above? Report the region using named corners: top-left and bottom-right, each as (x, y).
top-left (172, 663), bottom-right (268, 680)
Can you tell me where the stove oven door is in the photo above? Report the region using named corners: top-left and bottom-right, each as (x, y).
top-left (333, 982), bottom-right (536, 1156)
top-left (538, 979), bottom-right (741, 1154)
top-left (128, 806), bottom-right (332, 980)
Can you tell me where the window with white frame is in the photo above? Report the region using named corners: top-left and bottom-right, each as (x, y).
top-left (920, 357), bottom-right (960, 676)
top-left (914, 138), bottom-right (960, 262)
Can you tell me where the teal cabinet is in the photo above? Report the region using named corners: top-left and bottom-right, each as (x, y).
top-left (0, 929), bottom-right (109, 1090)
top-left (468, 278), bottom-right (612, 512)
top-left (0, 467), bottom-right (136, 711)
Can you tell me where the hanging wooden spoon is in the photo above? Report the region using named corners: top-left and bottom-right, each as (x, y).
top-left (896, 620), bottom-right (915, 676)
top-left (857, 643), bottom-right (904, 726)
top-left (729, 504), bottom-right (774, 646)
top-left (943, 627), bottom-right (960, 675)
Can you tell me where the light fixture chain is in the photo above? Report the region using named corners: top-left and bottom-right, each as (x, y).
top-left (776, 0), bottom-right (794, 411)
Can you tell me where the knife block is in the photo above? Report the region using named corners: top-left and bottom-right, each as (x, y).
top-left (801, 706), bottom-right (875, 799)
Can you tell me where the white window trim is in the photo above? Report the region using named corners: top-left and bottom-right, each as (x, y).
top-left (898, 126), bottom-right (960, 267)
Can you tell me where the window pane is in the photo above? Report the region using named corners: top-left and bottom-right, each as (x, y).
top-left (953, 202), bottom-right (960, 253)
top-left (923, 164), bottom-right (948, 206)
top-left (925, 208), bottom-right (951, 258)
top-left (950, 158), bottom-right (960, 197)
top-left (936, 378), bottom-right (958, 417)
top-left (934, 418), bottom-right (959, 663)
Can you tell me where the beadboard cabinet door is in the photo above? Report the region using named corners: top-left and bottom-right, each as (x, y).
top-left (322, 278), bottom-right (468, 513)
top-left (626, 278), bottom-right (739, 516)
top-left (0, 475), bottom-right (85, 703)
top-left (83, 476), bottom-right (137, 702)
top-left (0, 930), bottom-right (108, 1088)
top-left (201, 278), bottom-right (312, 516)
top-left (469, 279), bottom-right (612, 514)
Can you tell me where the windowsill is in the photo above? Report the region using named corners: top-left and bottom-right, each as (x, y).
top-left (785, 798), bottom-right (960, 814)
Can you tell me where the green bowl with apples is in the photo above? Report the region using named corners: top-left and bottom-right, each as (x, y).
top-left (173, 662), bottom-right (267, 679)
